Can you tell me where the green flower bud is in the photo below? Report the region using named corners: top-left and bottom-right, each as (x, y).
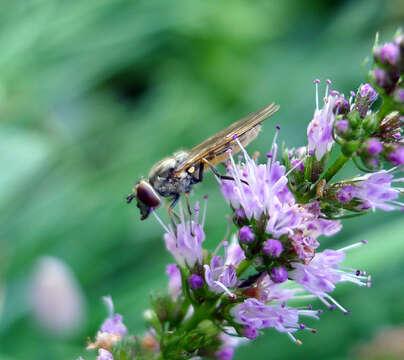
top-left (342, 140), bottom-right (360, 156)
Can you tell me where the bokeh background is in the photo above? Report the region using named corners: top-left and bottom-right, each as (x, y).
top-left (1, 0), bottom-right (404, 359)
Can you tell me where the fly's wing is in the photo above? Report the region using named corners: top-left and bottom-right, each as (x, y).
top-left (174, 102), bottom-right (279, 174)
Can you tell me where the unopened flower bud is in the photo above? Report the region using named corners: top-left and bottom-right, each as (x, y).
top-left (371, 69), bottom-right (394, 92)
top-left (270, 266), bottom-right (288, 283)
top-left (363, 139), bottom-right (383, 156)
top-left (215, 347), bottom-right (234, 360)
top-left (359, 83), bottom-right (378, 103)
top-left (336, 186), bottom-right (356, 204)
top-left (395, 33), bottom-right (404, 47)
top-left (387, 145), bottom-right (404, 165)
top-left (347, 111), bottom-right (361, 128)
top-left (394, 88), bottom-right (404, 103)
top-left (342, 140), bottom-right (360, 157)
top-left (333, 97), bottom-right (350, 115)
top-left (242, 325), bottom-right (258, 340)
top-left (374, 43), bottom-right (401, 66)
top-left (263, 239), bottom-right (283, 257)
top-left (335, 119), bottom-right (349, 136)
top-left (189, 274), bottom-right (204, 289)
top-left (238, 226), bottom-right (255, 243)
top-left (362, 113), bottom-right (379, 134)
top-left (363, 157), bottom-right (379, 169)
top-left (233, 208), bottom-right (247, 226)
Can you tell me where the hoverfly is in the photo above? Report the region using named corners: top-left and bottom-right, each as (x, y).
top-left (127, 102), bottom-right (279, 220)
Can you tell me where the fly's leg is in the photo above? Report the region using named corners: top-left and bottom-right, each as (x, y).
top-left (184, 192), bottom-right (193, 217)
top-left (202, 158), bottom-right (249, 185)
top-left (166, 195), bottom-right (180, 230)
top-left (184, 192), bottom-right (196, 236)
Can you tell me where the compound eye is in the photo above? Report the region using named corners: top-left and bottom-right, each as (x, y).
top-left (136, 181), bottom-right (161, 208)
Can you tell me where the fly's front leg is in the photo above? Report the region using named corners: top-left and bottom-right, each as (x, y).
top-left (166, 195), bottom-right (180, 229)
top-left (202, 158), bottom-right (249, 185)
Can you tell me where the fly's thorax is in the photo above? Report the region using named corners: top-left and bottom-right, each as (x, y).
top-left (148, 150), bottom-right (193, 197)
top-left (148, 150), bottom-right (190, 181)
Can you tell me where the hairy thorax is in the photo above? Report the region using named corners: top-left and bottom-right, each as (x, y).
top-left (148, 150), bottom-right (196, 197)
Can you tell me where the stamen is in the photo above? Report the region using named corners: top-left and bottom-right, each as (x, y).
top-left (102, 296), bottom-right (114, 317)
top-left (202, 195), bottom-right (208, 228)
top-left (269, 126), bottom-right (280, 165)
top-left (314, 79), bottom-right (320, 110)
top-left (325, 294), bottom-right (349, 314)
top-left (338, 240), bottom-right (367, 252)
top-left (213, 216), bottom-right (232, 256)
top-left (326, 79), bottom-right (331, 98)
top-left (152, 211), bottom-right (170, 233)
top-left (287, 332), bottom-right (302, 345)
top-left (214, 281), bottom-right (236, 298)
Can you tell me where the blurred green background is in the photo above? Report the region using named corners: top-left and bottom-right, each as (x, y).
top-left (1, 0), bottom-right (404, 359)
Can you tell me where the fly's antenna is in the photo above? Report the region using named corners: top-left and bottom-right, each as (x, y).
top-left (126, 193), bottom-right (135, 204)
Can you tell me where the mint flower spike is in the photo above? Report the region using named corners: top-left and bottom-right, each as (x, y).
top-left (289, 241), bottom-right (371, 314)
top-left (204, 237), bottom-right (244, 298)
top-left (220, 129), bottom-right (302, 237)
top-left (307, 79), bottom-right (338, 161)
top-left (230, 298), bottom-right (320, 345)
top-left (156, 201), bottom-right (206, 268)
top-left (336, 170), bottom-right (404, 211)
top-left (96, 349), bottom-right (113, 360)
top-left (100, 296), bottom-right (127, 336)
top-left (87, 297), bottom-right (126, 352)
top-left (166, 264), bottom-right (182, 300)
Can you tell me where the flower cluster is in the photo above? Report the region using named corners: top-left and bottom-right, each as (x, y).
top-left (81, 30), bottom-right (403, 360)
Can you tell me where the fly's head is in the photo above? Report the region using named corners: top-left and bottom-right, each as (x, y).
top-left (126, 178), bottom-right (161, 220)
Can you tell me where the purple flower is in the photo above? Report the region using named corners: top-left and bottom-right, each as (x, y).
top-left (289, 245), bottom-right (370, 312)
top-left (238, 226), bottom-right (254, 243)
top-left (335, 119), bottom-right (349, 136)
top-left (225, 236), bottom-right (245, 266)
top-left (96, 349), bottom-right (113, 360)
top-left (189, 274), bottom-right (204, 289)
top-left (220, 135), bottom-right (302, 237)
top-left (388, 146), bottom-right (404, 166)
top-left (371, 69), bottom-right (392, 90)
top-left (230, 298), bottom-right (319, 337)
top-left (204, 256), bottom-right (237, 296)
top-left (356, 171), bottom-right (404, 211)
top-left (263, 239), bottom-right (283, 257)
top-left (364, 139), bottom-right (383, 155)
top-left (394, 88), bottom-right (404, 103)
top-left (215, 347), bottom-right (234, 360)
top-left (163, 203), bottom-right (205, 267)
top-left (336, 185), bottom-right (357, 204)
top-left (359, 83), bottom-right (378, 103)
top-left (166, 264), bottom-right (182, 300)
top-left (300, 202), bottom-right (342, 237)
top-left (242, 325), bottom-right (258, 340)
top-left (291, 233), bottom-right (319, 262)
top-left (270, 266), bottom-right (288, 283)
top-left (374, 43), bottom-right (401, 66)
top-left (333, 96), bottom-right (350, 115)
top-left (307, 81), bottom-right (337, 160)
top-left (100, 296), bottom-right (127, 336)
top-left (256, 273), bottom-right (298, 303)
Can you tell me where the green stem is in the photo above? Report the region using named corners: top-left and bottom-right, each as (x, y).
top-left (181, 308), bottom-right (206, 332)
top-left (322, 154), bottom-right (350, 183)
top-left (236, 259), bottom-right (252, 277)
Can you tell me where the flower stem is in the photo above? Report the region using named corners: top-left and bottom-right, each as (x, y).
top-left (236, 259), bottom-right (252, 277)
top-left (322, 154), bottom-right (350, 183)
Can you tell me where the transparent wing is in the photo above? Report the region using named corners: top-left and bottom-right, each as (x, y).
top-left (174, 102), bottom-right (279, 173)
